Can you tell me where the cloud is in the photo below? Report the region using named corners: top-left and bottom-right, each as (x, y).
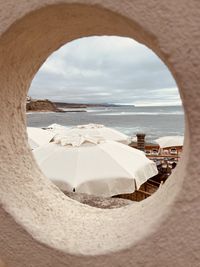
top-left (29, 36), bottom-right (181, 106)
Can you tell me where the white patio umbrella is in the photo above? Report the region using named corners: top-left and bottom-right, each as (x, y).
top-left (33, 135), bottom-right (158, 197)
top-left (45, 123), bottom-right (70, 137)
top-left (46, 123), bottom-right (68, 130)
top-left (27, 127), bottom-right (56, 149)
top-left (155, 136), bottom-right (184, 148)
top-left (59, 123), bottom-right (130, 144)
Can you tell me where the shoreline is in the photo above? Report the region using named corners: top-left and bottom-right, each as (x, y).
top-left (26, 109), bottom-right (87, 113)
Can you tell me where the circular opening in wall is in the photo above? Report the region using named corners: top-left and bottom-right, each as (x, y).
top-left (0, 2), bottom-right (190, 259)
top-left (27, 36), bottom-right (184, 208)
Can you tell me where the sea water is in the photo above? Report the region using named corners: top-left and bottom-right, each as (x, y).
top-left (26, 105), bottom-right (184, 142)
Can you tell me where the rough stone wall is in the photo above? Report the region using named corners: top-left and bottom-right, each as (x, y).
top-left (0, 1), bottom-right (200, 266)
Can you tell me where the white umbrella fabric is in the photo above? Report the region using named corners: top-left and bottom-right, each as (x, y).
top-left (33, 136), bottom-right (158, 197)
top-left (46, 123), bottom-right (68, 131)
top-left (27, 127), bottom-right (56, 149)
top-left (45, 123), bottom-right (70, 137)
top-left (155, 136), bottom-right (184, 148)
top-left (57, 123), bottom-right (130, 144)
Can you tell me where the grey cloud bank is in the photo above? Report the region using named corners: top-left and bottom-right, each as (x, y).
top-left (29, 36), bottom-right (181, 106)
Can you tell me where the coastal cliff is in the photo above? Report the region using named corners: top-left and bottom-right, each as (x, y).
top-left (26, 99), bottom-right (63, 112)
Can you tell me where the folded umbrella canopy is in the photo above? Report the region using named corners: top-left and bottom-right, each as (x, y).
top-left (45, 123), bottom-right (68, 131)
top-left (33, 135), bottom-right (158, 197)
top-left (44, 123), bottom-right (69, 136)
top-left (56, 123), bottom-right (131, 145)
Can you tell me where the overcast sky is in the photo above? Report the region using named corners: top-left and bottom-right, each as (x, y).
top-left (29, 36), bottom-right (181, 106)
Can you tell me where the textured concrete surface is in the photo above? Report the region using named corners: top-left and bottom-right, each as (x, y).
top-left (64, 192), bottom-right (133, 208)
top-left (0, 259), bottom-right (6, 267)
top-left (0, 0), bottom-right (200, 266)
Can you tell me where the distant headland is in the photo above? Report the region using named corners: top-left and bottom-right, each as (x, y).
top-left (26, 97), bottom-right (134, 112)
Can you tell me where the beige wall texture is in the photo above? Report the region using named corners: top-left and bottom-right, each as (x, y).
top-left (0, 0), bottom-right (200, 266)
